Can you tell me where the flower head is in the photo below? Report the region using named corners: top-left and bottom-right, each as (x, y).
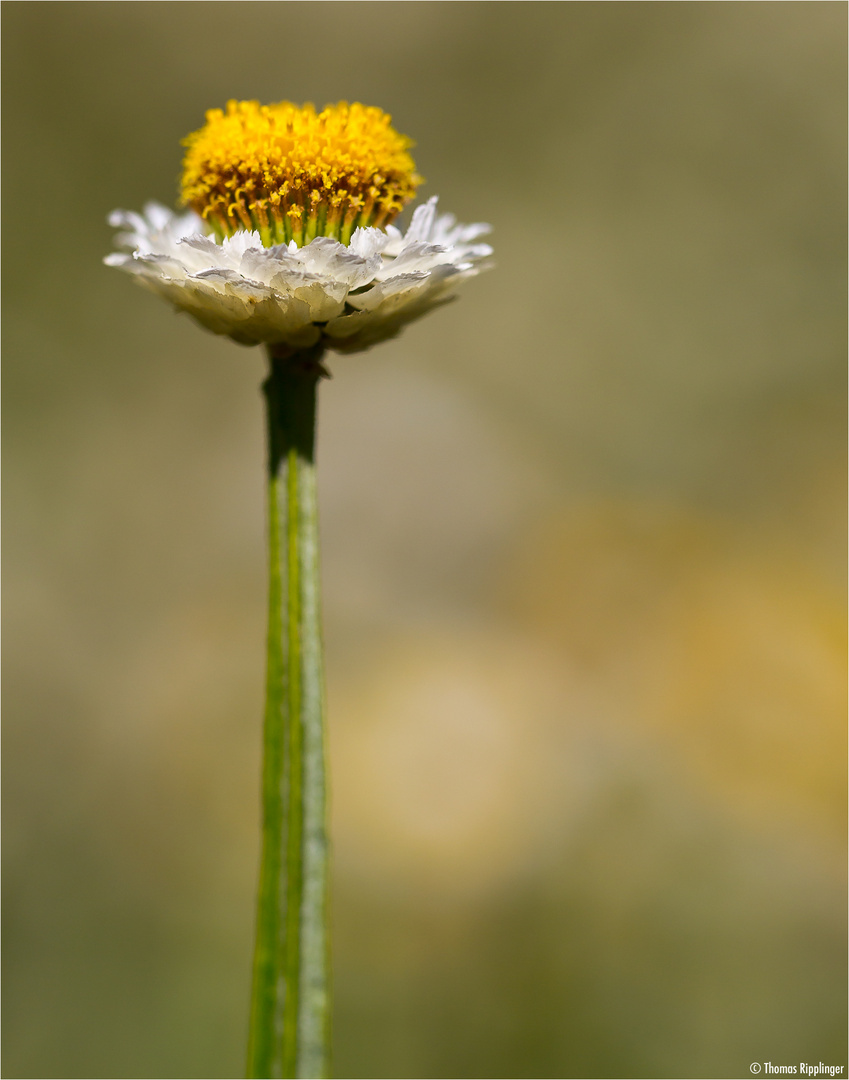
top-left (182, 100), bottom-right (421, 246)
top-left (106, 100), bottom-right (491, 356)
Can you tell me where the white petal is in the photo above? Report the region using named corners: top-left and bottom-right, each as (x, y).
top-left (349, 227), bottom-right (390, 260)
top-left (433, 218), bottom-right (492, 246)
top-left (176, 235), bottom-right (224, 271)
top-left (346, 271), bottom-right (431, 312)
top-left (402, 196), bottom-right (439, 244)
top-left (221, 231), bottom-right (263, 259)
top-left (192, 267), bottom-right (271, 299)
top-left (293, 282), bottom-right (346, 322)
top-left (142, 202), bottom-right (176, 231)
top-left (295, 236), bottom-right (379, 290)
top-left (133, 252), bottom-right (190, 279)
top-left (373, 241), bottom-right (450, 281)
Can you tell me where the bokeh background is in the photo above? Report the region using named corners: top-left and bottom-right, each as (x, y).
top-left (3, 3), bottom-right (846, 1078)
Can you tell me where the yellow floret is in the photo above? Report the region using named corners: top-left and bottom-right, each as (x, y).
top-left (181, 100), bottom-right (423, 246)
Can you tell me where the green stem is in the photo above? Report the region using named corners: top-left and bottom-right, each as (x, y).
top-left (247, 347), bottom-right (330, 1079)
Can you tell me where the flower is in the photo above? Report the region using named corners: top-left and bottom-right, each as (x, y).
top-left (105, 100), bottom-right (492, 355)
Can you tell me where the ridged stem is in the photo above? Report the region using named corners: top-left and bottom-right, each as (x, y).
top-left (247, 346), bottom-right (330, 1079)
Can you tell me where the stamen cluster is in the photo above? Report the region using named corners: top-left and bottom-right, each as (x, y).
top-left (181, 100), bottom-right (422, 246)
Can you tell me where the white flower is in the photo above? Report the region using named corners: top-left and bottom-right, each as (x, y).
top-left (105, 197), bottom-right (491, 354)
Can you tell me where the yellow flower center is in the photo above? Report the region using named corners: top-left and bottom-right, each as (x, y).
top-left (180, 99), bottom-right (422, 246)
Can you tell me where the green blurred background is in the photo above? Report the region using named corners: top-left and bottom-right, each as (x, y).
top-left (3, 3), bottom-right (846, 1078)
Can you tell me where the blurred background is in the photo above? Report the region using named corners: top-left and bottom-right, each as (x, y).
top-left (3, 3), bottom-right (846, 1078)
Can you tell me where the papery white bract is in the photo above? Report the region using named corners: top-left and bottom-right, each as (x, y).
top-left (105, 198), bottom-right (492, 354)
